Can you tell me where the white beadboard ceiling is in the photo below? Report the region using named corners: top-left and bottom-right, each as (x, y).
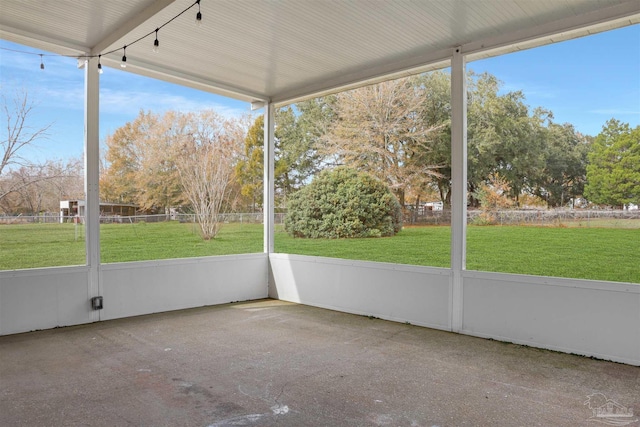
top-left (1, 0), bottom-right (638, 105)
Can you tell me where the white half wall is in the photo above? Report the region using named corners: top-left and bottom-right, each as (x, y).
top-left (0, 254), bottom-right (269, 336)
top-left (462, 271), bottom-right (640, 366)
top-left (101, 254), bottom-right (268, 320)
top-left (3, 252), bottom-right (637, 365)
top-left (0, 266), bottom-right (91, 335)
top-left (268, 254), bottom-right (639, 365)
top-left (268, 253), bottom-right (451, 330)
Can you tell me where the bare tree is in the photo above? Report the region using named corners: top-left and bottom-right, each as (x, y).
top-left (175, 111), bottom-right (245, 240)
top-left (1, 89), bottom-right (52, 176)
top-left (0, 158), bottom-right (83, 214)
top-left (322, 77), bottom-right (442, 206)
top-left (0, 89), bottom-right (56, 211)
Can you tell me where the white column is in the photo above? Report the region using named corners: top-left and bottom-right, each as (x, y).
top-left (263, 102), bottom-right (275, 253)
top-left (450, 48), bottom-right (467, 333)
top-left (84, 57), bottom-right (101, 321)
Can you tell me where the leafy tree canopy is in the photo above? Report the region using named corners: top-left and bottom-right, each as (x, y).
top-left (584, 119), bottom-right (640, 207)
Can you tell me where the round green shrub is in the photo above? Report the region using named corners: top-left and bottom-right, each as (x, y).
top-left (284, 167), bottom-right (403, 238)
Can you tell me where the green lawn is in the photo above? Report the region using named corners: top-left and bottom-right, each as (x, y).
top-left (1, 222), bottom-right (638, 283)
top-left (465, 226), bottom-right (639, 283)
top-left (274, 225), bottom-right (451, 267)
top-left (0, 222), bottom-right (263, 269)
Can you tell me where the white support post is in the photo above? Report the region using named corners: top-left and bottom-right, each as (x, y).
top-left (263, 102), bottom-right (275, 253)
top-left (450, 48), bottom-right (467, 333)
top-left (84, 57), bottom-right (101, 321)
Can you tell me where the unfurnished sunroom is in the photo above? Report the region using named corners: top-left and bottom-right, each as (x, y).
top-left (0, 0), bottom-right (638, 367)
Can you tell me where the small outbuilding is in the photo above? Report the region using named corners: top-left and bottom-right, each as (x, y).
top-left (59, 200), bottom-right (138, 223)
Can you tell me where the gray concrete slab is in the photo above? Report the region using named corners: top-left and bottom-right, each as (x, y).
top-left (1, 299), bottom-right (638, 426)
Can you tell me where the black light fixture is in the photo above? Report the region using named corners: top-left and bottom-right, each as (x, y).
top-left (153, 28), bottom-right (160, 53)
top-left (6, 0), bottom-right (203, 72)
top-left (195, 0), bottom-right (202, 26)
top-left (121, 45), bottom-right (127, 68)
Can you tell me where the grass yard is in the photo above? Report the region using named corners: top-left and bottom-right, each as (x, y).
top-left (100, 221), bottom-right (263, 263)
top-left (1, 221), bottom-right (638, 283)
top-left (0, 223), bottom-right (87, 269)
top-left (0, 222), bottom-right (263, 269)
top-left (274, 225), bottom-right (451, 267)
top-left (466, 226), bottom-right (639, 283)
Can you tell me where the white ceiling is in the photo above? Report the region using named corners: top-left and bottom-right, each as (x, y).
top-left (1, 0), bottom-right (638, 106)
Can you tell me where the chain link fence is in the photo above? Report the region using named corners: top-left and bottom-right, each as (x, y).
top-left (2, 209), bottom-right (638, 227)
top-left (0, 212), bottom-right (287, 225)
top-left (404, 209), bottom-right (640, 226)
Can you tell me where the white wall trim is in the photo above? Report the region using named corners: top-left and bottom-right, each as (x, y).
top-left (463, 269), bottom-right (640, 293)
top-left (269, 253), bottom-right (451, 276)
top-left (100, 253), bottom-right (266, 271)
top-left (0, 265), bottom-right (89, 279)
top-left (460, 330), bottom-right (638, 366)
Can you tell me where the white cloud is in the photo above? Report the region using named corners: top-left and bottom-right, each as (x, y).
top-left (99, 88), bottom-right (248, 119)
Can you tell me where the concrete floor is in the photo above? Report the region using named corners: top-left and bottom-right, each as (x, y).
top-left (1, 299), bottom-right (638, 427)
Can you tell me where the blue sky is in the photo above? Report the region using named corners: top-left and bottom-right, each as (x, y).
top-left (468, 24), bottom-right (640, 134)
top-left (1, 24), bottom-right (639, 164)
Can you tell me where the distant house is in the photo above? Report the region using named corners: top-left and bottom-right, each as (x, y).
top-left (59, 200), bottom-right (138, 223)
top-left (423, 201), bottom-right (444, 211)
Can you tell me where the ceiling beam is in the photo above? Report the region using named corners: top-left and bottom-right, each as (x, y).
top-left (90, 0), bottom-right (176, 55)
top-left (272, 49), bottom-right (452, 106)
top-left (99, 55), bottom-right (268, 104)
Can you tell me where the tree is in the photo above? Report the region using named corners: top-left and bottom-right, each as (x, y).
top-left (289, 96), bottom-right (335, 181)
top-left (175, 111), bottom-right (245, 240)
top-left (322, 77), bottom-right (442, 207)
top-left (1, 89), bottom-right (52, 176)
top-left (0, 158), bottom-right (83, 214)
top-left (584, 119), bottom-right (640, 207)
top-left (102, 109), bottom-right (247, 237)
top-left (0, 89), bottom-right (55, 209)
top-left (134, 111), bottom-right (186, 214)
top-left (467, 72), bottom-right (546, 206)
top-left (472, 172), bottom-right (515, 224)
top-left (100, 110), bottom-right (186, 213)
top-left (534, 122), bottom-right (589, 207)
top-left (274, 106), bottom-right (312, 200)
top-left (284, 167), bottom-right (402, 238)
top-left (413, 71), bottom-right (452, 206)
top-left (272, 70), bottom-right (594, 211)
top-left (100, 111), bottom-right (151, 205)
top-left (235, 106), bottom-right (323, 211)
top-left (235, 115), bottom-right (264, 212)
